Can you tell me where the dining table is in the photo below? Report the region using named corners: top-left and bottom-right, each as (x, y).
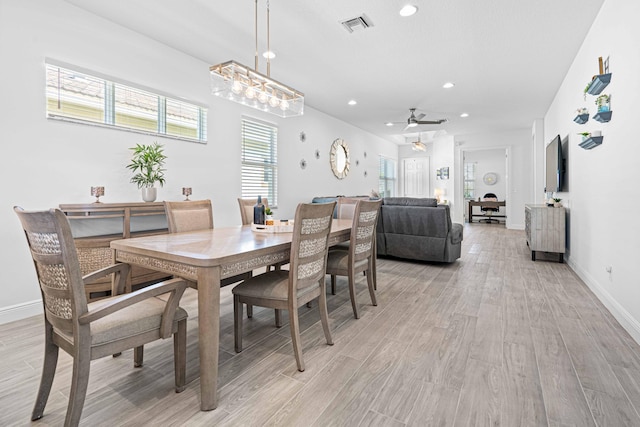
top-left (110, 219), bottom-right (353, 411)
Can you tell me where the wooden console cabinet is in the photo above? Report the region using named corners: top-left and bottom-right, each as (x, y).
top-left (59, 202), bottom-right (170, 301)
top-left (525, 204), bottom-right (566, 262)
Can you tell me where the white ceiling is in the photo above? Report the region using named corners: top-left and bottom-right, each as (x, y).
top-left (63, 0), bottom-right (605, 144)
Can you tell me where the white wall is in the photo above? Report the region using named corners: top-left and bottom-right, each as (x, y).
top-left (0, 0), bottom-right (397, 323)
top-left (453, 129), bottom-right (532, 228)
top-left (543, 0), bottom-right (640, 342)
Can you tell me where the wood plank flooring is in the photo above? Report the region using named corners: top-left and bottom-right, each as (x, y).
top-left (2, 223), bottom-right (640, 426)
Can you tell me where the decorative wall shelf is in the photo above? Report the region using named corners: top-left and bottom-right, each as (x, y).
top-left (593, 111), bottom-right (612, 123)
top-left (586, 73), bottom-right (612, 95)
top-left (579, 136), bottom-right (603, 150)
top-left (573, 114), bottom-right (589, 124)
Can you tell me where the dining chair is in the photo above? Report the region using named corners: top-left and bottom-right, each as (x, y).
top-left (326, 199), bottom-right (382, 319)
top-left (165, 199), bottom-right (279, 325)
top-left (237, 197), bottom-right (270, 226)
top-left (14, 207), bottom-right (188, 427)
top-left (164, 199), bottom-right (251, 288)
top-left (232, 201), bottom-right (336, 372)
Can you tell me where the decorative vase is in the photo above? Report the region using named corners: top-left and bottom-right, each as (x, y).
top-left (554, 202), bottom-right (562, 208)
top-left (141, 187), bottom-right (157, 202)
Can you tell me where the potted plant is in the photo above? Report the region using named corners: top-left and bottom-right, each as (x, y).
top-left (126, 142), bottom-right (167, 202)
top-left (595, 94), bottom-right (610, 112)
top-left (577, 131), bottom-right (591, 142)
top-left (553, 198), bottom-right (563, 208)
top-left (265, 207), bottom-right (274, 225)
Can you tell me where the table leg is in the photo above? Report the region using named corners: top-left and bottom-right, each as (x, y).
top-left (197, 267), bottom-right (221, 411)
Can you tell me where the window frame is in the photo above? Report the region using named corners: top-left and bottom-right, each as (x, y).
top-left (464, 162), bottom-right (476, 199)
top-left (378, 156), bottom-right (397, 198)
top-left (241, 117), bottom-right (278, 207)
top-left (45, 59), bottom-right (207, 143)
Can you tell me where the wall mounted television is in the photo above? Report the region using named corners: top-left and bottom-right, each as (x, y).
top-left (545, 134), bottom-right (565, 193)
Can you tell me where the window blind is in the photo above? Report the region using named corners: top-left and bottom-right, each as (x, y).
top-left (378, 156), bottom-right (396, 198)
top-left (241, 118), bottom-right (278, 206)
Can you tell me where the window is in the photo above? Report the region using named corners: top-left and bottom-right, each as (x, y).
top-left (241, 118), bottom-right (278, 206)
top-left (45, 61), bottom-right (207, 143)
top-left (464, 162), bottom-right (476, 199)
top-left (379, 156), bottom-right (396, 198)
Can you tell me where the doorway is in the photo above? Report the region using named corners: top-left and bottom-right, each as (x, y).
top-left (461, 148), bottom-right (508, 224)
top-left (403, 157), bottom-right (430, 198)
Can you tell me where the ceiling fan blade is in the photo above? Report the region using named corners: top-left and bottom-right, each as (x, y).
top-left (415, 113), bottom-right (426, 121)
top-left (416, 119), bottom-right (448, 125)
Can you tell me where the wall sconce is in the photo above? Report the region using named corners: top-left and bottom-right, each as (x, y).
top-left (91, 186), bottom-right (104, 203)
top-left (182, 187), bottom-right (192, 201)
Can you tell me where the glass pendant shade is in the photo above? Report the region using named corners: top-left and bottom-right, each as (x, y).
top-left (210, 61), bottom-right (304, 118)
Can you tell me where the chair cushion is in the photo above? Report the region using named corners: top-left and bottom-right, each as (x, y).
top-left (326, 249), bottom-right (368, 274)
top-left (59, 296), bottom-right (187, 346)
top-left (232, 270), bottom-right (318, 301)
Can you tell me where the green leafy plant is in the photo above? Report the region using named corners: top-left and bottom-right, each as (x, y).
top-left (126, 142), bottom-right (167, 188)
top-left (265, 207), bottom-right (272, 216)
top-left (553, 198), bottom-right (562, 203)
top-left (577, 131), bottom-right (591, 138)
top-left (595, 93), bottom-right (610, 107)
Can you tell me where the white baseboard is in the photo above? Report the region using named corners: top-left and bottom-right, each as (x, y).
top-left (568, 257), bottom-right (640, 345)
top-left (0, 300), bottom-right (42, 325)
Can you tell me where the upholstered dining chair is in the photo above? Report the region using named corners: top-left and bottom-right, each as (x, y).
top-left (14, 207), bottom-right (188, 427)
top-left (232, 201), bottom-right (336, 372)
top-left (164, 199), bottom-right (251, 288)
top-left (164, 199), bottom-right (278, 324)
top-left (326, 199), bottom-right (382, 319)
top-left (237, 197), bottom-right (270, 226)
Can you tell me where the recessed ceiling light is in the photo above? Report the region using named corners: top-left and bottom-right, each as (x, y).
top-left (443, 82), bottom-right (455, 89)
top-left (460, 113), bottom-right (469, 118)
top-left (348, 99), bottom-right (357, 106)
top-left (399, 5), bottom-right (418, 17)
top-left (262, 51), bottom-right (276, 59)
top-left (385, 122), bottom-right (394, 127)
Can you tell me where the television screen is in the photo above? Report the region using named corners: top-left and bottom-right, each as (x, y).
top-left (545, 135), bottom-right (564, 192)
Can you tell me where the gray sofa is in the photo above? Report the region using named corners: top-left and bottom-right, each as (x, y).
top-left (376, 197), bottom-right (463, 263)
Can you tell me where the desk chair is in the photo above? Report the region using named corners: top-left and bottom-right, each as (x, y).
top-left (15, 207), bottom-right (188, 426)
top-left (481, 193), bottom-right (500, 224)
top-left (232, 202), bottom-right (336, 371)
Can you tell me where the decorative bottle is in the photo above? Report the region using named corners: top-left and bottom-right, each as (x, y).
top-left (253, 195), bottom-right (265, 225)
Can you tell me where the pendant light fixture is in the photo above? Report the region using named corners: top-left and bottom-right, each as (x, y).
top-left (210, 0), bottom-right (304, 117)
top-left (412, 133), bottom-right (427, 151)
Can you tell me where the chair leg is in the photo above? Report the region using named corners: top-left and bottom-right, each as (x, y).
top-left (366, 269), bottom-right (377, 307)
top-left (348, 269), bottom-right (359, 319)
top-left (331, 275), bottom-right (336, 295)
top-left (174, 319), bottom-right (187, 393)
top-left (318, 293), bottom-right (334, 346)
top-left (246, 304), bottom-right (253, 318)
top-left (288, 307), bottom-right (305, 372)
top-left (134, 346), bottom-right (144, 367)
top-left (65, 347), bottom-right (91, 427)
top-left (274, 309), bottom-right (282, 328)
top-left (31, 326), bottom-right (59, 421)
top-left (234, 295), bottom-right (244, 353)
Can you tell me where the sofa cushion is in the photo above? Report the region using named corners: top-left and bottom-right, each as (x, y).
top-left (381, 206), bottom-right (449, 238)
top-left (382, 197), bottom-right (438, 207)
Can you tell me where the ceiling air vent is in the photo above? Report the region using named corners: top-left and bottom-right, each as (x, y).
top-left (341, 14), bottom-right (373, 33)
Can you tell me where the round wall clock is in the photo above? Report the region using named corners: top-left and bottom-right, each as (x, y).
top-left (483, 172), bottom-right (498, 185)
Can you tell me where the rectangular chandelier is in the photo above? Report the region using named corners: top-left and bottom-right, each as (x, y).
top-left (210, 60), bottom-right (304, 118)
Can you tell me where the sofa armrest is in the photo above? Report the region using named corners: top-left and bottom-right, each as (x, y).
top-left (449, 223), bottom-right (463, 245)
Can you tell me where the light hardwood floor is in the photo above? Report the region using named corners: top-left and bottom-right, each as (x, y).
top-left (2, 223), bottom-right (640, 426)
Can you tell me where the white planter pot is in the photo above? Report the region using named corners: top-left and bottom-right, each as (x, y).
top-left (141, 187), bottom-right (157, 202)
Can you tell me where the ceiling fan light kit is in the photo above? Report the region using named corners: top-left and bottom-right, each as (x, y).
top-left (389, 108), bottom-right (447, 131)
top-left (210, 0), bottom-right (304, 118)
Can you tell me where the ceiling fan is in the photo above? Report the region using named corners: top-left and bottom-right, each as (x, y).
top-left (389, 108), bottom-right (447, 131)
